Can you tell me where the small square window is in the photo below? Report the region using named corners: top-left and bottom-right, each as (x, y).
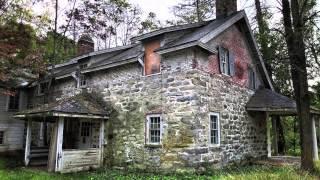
top-left (210, 113), bottom-right (220, 145)
top-left (0, 131), bottom-right (4, 145)
top-left (80, 64), bottom-right (88, 70)
top-left (146, 114), bottom-right (162, 145)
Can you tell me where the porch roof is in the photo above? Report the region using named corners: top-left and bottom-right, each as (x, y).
top-left (246, 88), bottom-right (320, 115)
top-left (14, 93), bottom-right (109, 119)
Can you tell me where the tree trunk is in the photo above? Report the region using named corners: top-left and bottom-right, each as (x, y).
top-left (276, 117), bottom-right (286, 154)
top-left (281, 0), bottom-right (314, 170)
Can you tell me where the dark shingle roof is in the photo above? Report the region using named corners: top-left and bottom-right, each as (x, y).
top-left (17, 93), bottom-right (108, 117)
top-left (246, 88), bottom-right (296, 110)
top-left (157, 13), bottom-right (239, 52)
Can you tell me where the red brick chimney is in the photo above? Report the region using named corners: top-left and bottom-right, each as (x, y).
top-left (216, 0), bottom-right (237, 18)
top-left (77, 35), bottom-right (94, 56)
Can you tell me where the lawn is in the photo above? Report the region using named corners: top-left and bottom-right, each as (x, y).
top-left (0, 157), bottom-right (318, 180)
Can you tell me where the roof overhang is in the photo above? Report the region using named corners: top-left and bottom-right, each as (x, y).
top-left (14, 111), bottom-right (109, 119)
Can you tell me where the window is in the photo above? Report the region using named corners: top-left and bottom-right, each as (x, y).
top-left (249, 68), bottom-right (256, 89)
top-left (79, 74), bottom-right (87, 88)
top-left (219, 47), bottom-right (235, 76)
top-left (79, 64), bottom-right (88, 70)
top-left (8, 91), bottom-right (20, 111)
top-left (221, 48), bottom-right (229, 75)
top-left (80, 122), bottom-right (91, 137)
top-left (210, 113), bottom-right (220, 145)
top-left (0, 131), bottom-right (4, 145)
top-left (146, 114), bottom-right (162, 144)
top-left (38, 82), bottom-right (49, 95)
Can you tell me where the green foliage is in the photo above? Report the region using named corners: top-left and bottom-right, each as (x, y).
top-left (0, 157), bottom-right (316, 180)
top-left (170, 0), bottom-right (215, 24)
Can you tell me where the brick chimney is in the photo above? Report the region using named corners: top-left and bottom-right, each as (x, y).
top-left (77, 35), bottom-right (94, 55)
top-left (216, 0), bottom-right (237, 18)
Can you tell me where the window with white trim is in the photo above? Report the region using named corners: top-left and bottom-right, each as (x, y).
top-left (146, 114), bottom-right (162, 144)
top-left (210, 113), bottom-right (220, 145)
top-left (0, 131), bottom-right (4, 145)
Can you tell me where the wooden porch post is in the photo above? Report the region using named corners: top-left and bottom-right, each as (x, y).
top-left (266, 113), bottom-right (271, 158)
top-left (24, 118), bottom-right (32, 166)
top-left (99, 119), bottom-right (105, 166)
top-left (55, 117), bottom-right (64, 172)
top-left (312, 114), bottom-right (318, 160)
top-left (48, 117), bottom-right (64, 172)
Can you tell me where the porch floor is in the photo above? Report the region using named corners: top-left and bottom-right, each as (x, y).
top-left (254, 156), bottom-right (300, 167)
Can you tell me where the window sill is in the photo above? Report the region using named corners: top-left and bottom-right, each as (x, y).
top-left (145, 144), bottom-right (162, 148)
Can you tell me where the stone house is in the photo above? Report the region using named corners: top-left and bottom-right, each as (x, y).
top-left (3, 0), bottom-right (320, 173)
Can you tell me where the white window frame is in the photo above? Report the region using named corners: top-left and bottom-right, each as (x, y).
top-left (146, 114), bottom-right (163, 145)
top-left (209, 112), bottom-right (220, 146)
top-left (38, 81), bottom-right (49, 96)
top-left (220, 48), bottom-right (230, 75)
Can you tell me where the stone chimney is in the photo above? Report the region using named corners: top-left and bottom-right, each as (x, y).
top-left (77, 35), bottom-right (94, 56)
top-left (216, 0), bottom-right (237, 18)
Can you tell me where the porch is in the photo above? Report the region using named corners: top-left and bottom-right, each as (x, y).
top-left (14, 94), bottom-right (108, 173)
top-left (246, 88), bottom-right (320, 160)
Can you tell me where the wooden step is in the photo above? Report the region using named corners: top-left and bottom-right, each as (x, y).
top-left (29, 153), bottom-right (49, 158)
top-left (30, 149), bottom-right (49, 153)
top-left (29, 160), bottom-right (48, 166)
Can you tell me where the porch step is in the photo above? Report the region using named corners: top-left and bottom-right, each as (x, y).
top-left (29, 160), bottom-right (48, 166)
top-left (29, 153), bottom-right (48, 158)
top-left (30, 149), bottom-right (49, 153)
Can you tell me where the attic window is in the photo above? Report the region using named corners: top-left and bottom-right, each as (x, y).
top-left (38, 82), bottom-right (49, 95)
top-left (80, 64), bottom-right (88, 70)
top-left (218, 46), bottom-right (235, 76)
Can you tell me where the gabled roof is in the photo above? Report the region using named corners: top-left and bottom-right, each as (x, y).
top-left (15, 93), bottom-right (109, 119)
top-left (131, 21), bottom-right (210, 42)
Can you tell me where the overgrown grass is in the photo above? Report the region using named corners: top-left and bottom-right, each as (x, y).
top-left (0, 157), bottom-right (318, 180)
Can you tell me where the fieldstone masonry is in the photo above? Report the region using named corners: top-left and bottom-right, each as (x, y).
top-left (27, 24), bottom-right (268, 172)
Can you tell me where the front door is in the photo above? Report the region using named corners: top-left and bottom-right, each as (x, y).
top-left (79, 120), bottom-right (92, 149)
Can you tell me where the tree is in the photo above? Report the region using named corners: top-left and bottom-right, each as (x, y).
top-left (171, 0), bottom-right (215, 24)
top-left (254, 0), bottom-right (288, 155)
top-left (281, 0), bottom-right (317, 170)
top-left (139, 12), bottom-right (161, 34)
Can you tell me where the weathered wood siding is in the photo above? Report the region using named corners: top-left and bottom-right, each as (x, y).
top-left (0, 91), bottom-right (26, 152)
top-left (61, 149), bottom-right (100, 173)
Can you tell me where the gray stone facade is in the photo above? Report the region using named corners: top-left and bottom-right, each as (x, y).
top-left (25, 24), bottom-right (268, 172)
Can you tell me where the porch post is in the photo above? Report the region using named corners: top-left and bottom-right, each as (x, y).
top-left (312, 114), bottom-right (319, 160)
top-left (24, 118), bottom-right (32, 166)
top-left (266, 113), bottom-right (271, 158)
top-left (55, 117), bottom-right (64, 172)
top-left (99, 119), bottom-right (105, 166)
